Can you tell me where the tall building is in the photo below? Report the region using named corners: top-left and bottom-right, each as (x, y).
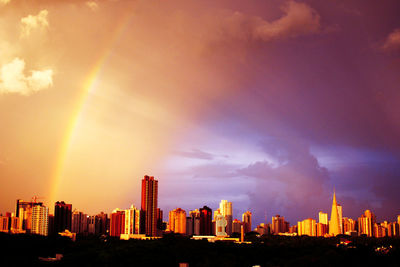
top-left (95, 212), bottom-right (108, 235)
top-left (140, 175), bottom-right (158, 236)
top-left (271, 215), bottom-right (288, 234)
top-left (72, 210), bottom-right (88, 234)
top-left (242, 211), bottom-right (252, 233)
top-left (343, 217), bottom-right (356, 234)
top-left (318, 211), bottom-right (328, 225)
top-left (31, 205), bottom-right (49, 236)
top-left (215, 214), bottom-right (227, 237)
top-left (188, 209), bottom-right (200, 235)
top-left (16, 199), bottom-right (44, 233)
top-left (298, 218), bottom-right (316, 236)
top-left (337, 204), bottom-right (343, 234)
top-left (169, 208), bottom-right (186, 234)
top-left (54, 201), bottom-right (72, 233)
top-left (124, 205), bottom-right (141, 235)
top-left (199, 206), bottom-right (212, 235)
top-left (232, 219), bottom-right (242, 234)
top-left (329, 190), bottom-right (341, 236)
top-left (110, 209), bottom-right (125, 237)
top-left (219, 200), bottom-right (233, 235)
top-left (358, 209), bottom-right (376, 237)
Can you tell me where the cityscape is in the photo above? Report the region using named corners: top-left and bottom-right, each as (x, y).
top-left (1, 175), bottom-right (399, 241)
top-left (1, 0), bottom-right (400, 265)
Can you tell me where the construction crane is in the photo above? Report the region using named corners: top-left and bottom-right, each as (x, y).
top-left (31, 196), bottom-right (45, 203)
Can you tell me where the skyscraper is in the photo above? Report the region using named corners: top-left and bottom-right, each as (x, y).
top-left (110, 208), bottom-right (125, 237)
top-left (31, 205), bottom-right (49, 236)
top-left (329, 190), bottom-right (341, 236)
top-left (358, 209), bottom-right (376, 237)
top-left (219, 200), bottom-right (233, 235)
top-left (54, 201), bottom-right (72, 233)
top-left (199, 206), bottom-right (212, 235)
top-left (271, 215), bottom-right (288, 234)
top-left (140, 175), bottom-right (158, 236)
top-left (16, 199), bottom-right (43, 233)
top-left (318, 211), bottom-right (328, 225)
top-left (124, 205), bottom-right (141, 235)
top-left (242, 211), bottom-right (252, 233)
top-left (169, 208), bottom-right (186, 234)
top-left (337, 204), bottom-right (343, 234)
top-left (298, 218), bottom-right (316, 236)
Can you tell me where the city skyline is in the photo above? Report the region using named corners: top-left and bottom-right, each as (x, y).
top-left (1, 0), bottom-right (400, 226)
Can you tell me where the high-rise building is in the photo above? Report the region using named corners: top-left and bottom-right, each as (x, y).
top-left (16, 199), bottom-right (44, 233)
top-left (242, 211), bottom-right (252, 233)
top-left (31, 205), bottom-right (49, 236)
top-left (95, 212), bottom-right (108, 235)
top-left (124, 205), bottom-right (141, 235)
top-left (358, 209), bottom-right (376, 237)
top-left (271, 215), bottom-right (288, 234)
top-left (232, 219), bottom-right (242, 234)
top-left (337, 204), bottom-right (343, 234)
top-left (110, 209), bottom-right (125, 237)
top-left (54, 201), bottom-right (72, 233)
top-left (329, 190), bottom-right (341, 236)
top-left (169, 208), bottom-right (186, 234)
top-left (72, 210), bottom-right (87, 234)
top-left (215, 214), bottom-right (227, 237)
top-left (140, 175), bottom-right (158, 236)
top-left (199, 206), bottom-right (212, 235)
top-left (343, 217), bottom-right (356, 234)
top-left (0, 215), bottom-right (9, 232)
top-left (318, 211), bottom-right (328, 225)
top-left (219, 200), bottom-right (233, 235)
top-left (298, 218), bottom-right (316, 236)
top-left (188, 209), bottom-right (200, 235)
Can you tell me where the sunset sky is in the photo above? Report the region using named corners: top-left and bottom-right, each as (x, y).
top-left (1, 0), bottom-right (400, 226)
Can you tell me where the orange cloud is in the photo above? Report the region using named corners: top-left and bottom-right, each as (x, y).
top-left (20, 9), bottom-right (49, 38)
top-left (382, 28), bottom-right (400, 51)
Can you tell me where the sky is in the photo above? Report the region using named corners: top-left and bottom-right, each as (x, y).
top-left (0, 0), bottom-right (400, 226)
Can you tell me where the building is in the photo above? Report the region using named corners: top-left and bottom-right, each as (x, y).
top-left (337, 204), bottom-right (343, 234)
top-left (0, 215), bottom-right (9, 232)
top-left (343, 217), bottom-right (356, 234)
top-left (141, 175), bottom-right (158, 236)
top-left (358, 209), bottom-right (376, 237)
top-left (187, 209), bottom-right (200, 236)
top-left (124, 205), bottom-right (141, 235)
top-left (219, 200), bottom-right (233, 235)
top-left (298, 218), bottom-right (316, 236)
top-left (199, 206), bottom-right (212, 235)
top-left (169, 208), bottom-right (186, 234)
top-left (316, 223), bottom-right (328, 237)
top-left (16, 199), bottom-right (44, 233)
top-left (271, 215), bottom-right (288, 234)
top-left (215, 214), bottom-right (227, 237)
top-left (329, 190), bottom-right (341, 236)
top-left (319, 211), bottom-right (328, 225)
top-left (31, 205), bottom-right (49, 236)
top-left (54, 201), bottom-right (72, 233)
top-left (255, 223), bottom-right (269, 236)
top-left (242, 211), bottom-right (252, 233)
top-left (232, 219), bottom-right (242, 234)
top-left (72, 210), bottom-right (87, 234)
top-left (110, 209), bottom-right (125, 237)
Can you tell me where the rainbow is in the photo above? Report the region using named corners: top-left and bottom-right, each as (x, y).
top-left (49, 10), bottom-right (134, 205)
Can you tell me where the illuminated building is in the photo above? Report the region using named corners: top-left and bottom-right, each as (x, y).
top-left (0, 215), bottom-right (9, 232)
top-left (374, 223), bottom-right (387, 238)
top-left (232, 219), bottom-right (242, 233)
top-left (32, 205), bottom-right (49, 236)
top-left (169, 208), bottom-right (186, 234)
top-left (140, 175), bottom-right (158, 236)
top-left (337, 204), bottom-right (343, 234)
top-left (242, 211), bottom-right (252, 233)
top-left (110, 208), bottom-right (125, 237)
top-left (329, 190), bottom-right (341, 236)
top-left (271, 215), bottom-right (288, 234)
top-left (124, 205), bottom-right (141, 235)
top-left (255, 223), bottom-right (269, 235)
top-left (388, 222), bottom-right (399, 237)
top-left (219, 200), bottom-right (233, 235)
top-left (343, 217), bottom-right (356, 234)
top-left (298, 218), bottom-right (316, 236)
top-left (319, 211), bottom-right (328, 225)
top-left (215, 214), bottom-right (227, 237)
top-left (358, 209), bottom-right (376, 237)
top-left (16, 199), bottom-right (44, 233)
top-left (54, 201), bottom-right (72, 233)
top-left (199, 206), bottom-right (212, 235)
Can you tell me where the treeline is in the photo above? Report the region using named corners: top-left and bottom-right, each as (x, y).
top-left (1, 232), bottom-right (400, 266)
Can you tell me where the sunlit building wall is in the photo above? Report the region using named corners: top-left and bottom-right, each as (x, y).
top-left (343, 217), bottom-right (356, 234)
top-left (219, 200), bottom-right (233, 235)
top-left (0, 215), bottom-right (9, 232)
top-left (31, 205), bottom-right (48, 236)
top-left (124, 205), bottom-right (141, 235)
top-left (110, 209), bottom-right (125, 237)
top-left (319, 212), bottom-right (328, 225)
top-left (169, 208), bottom-right (186, 234)
top-left (316, 222), bottom-right (328, 237)
top-left (329, 191), bottom-right (341, 236)
top-left (140, 175), bottom-right (158, 236)
top-left (271, 215), bottom-right (288, 234)
top-left (232, 219), bottom-right (242, 233)
top-left (358, 209), bottom-right (376, 237)
top-left (298, 218), bottom-right (316, 236)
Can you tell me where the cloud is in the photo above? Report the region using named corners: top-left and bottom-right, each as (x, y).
top-left (86, 1), bottom-right (99, 11)
top-left (0, 58), bottom-right (53, 95)
top-left (0, 0), bottom-right (10, 5)
top-left (174, 149), bottom-right (215, 160)
top-left (20, 10), bottom-right (49, 38)
top-left (382, 28), bottom-right (400, 51)
top-left (222, 0), bottom-right (321, 42)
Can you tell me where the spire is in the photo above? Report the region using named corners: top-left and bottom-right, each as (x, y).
top-left (329, 188), bottom-right (341, 236)
top-left (332, 187), bottom-right (337, 205)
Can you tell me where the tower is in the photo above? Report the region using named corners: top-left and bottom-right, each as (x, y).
top-left (199, 206), bottom-right (212, 235)
top-left (31, 205), bottom-right (49, 236)
top-left (219, 200), bottom-right (233, 235)
top-left (140, 175), bottom-right (158, 236)
top-left (329, 190), bottom-right (341, 236)
top-left (54, 201), bottom-right (72, 233)
top-left (242, 211), bottom-right (252, 233)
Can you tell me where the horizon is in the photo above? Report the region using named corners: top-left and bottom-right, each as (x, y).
top-left (1, 0), bottom-right (400, 227)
